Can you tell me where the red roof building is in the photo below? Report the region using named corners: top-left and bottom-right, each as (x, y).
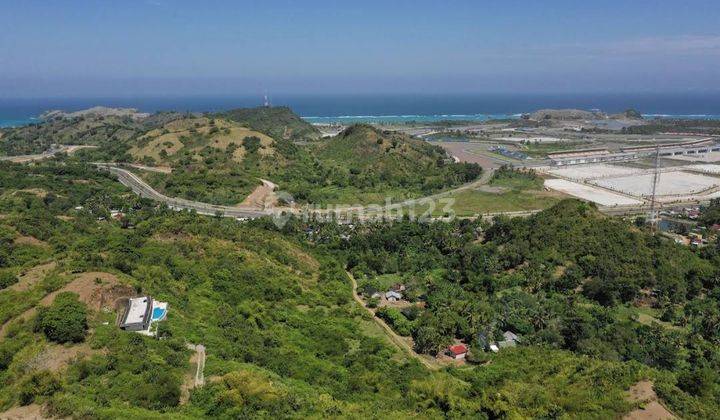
top-left (448, 344), bottom-right (468, 359)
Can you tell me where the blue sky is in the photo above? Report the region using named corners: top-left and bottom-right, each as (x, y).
top-left (1, 0), bottom-right (719, 96)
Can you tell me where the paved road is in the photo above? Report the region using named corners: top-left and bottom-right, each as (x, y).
top-left (95, 163), bottom-right (271, 219)
top-left (92, 162), bottom-right (693, 222)
top-left (1, 145), bottom-right (96, 163)
top-left (96, 162), bottom-right (500, 221)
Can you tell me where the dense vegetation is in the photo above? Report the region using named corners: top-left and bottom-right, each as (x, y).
top-left (294, 199), bottom-right (720, 416)
top-left (700, 198), bottom-right (720, 227)
top-left (34, 292), bottom-right (87, 343)
top-left (0, 158), bottom-right (714, 417)
top-left (489, 165), bottom-right (542, 189)
top-left (3, 103), bottom-right (720, 418)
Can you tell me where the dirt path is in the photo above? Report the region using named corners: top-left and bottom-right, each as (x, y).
top-left (347, 271), bottom-right (439, 370)
top-left (180, 343), bottom-right (207, 405)
top-left (624, 380), bottom-right (676, 420)
top-left (239, 179), bottom-right (278, 208)
top-left (123, 163), bottom-right (173, 174)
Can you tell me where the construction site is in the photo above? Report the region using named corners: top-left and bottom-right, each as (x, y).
top-left (539, 139), bottom-right (720, 214)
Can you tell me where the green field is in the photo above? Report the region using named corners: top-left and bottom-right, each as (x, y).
top-left (418, 188), bottom-right (563, 217)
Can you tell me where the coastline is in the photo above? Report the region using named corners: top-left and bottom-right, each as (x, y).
top-left (3, 113), bottom-right (720, 129)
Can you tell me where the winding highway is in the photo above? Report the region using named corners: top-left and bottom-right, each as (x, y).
top-left (95, 163), bottom-right (271, 218)
top-left (96, 163), bottom-right (650, 221)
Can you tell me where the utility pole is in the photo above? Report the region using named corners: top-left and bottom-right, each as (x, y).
top-left (649, 143), bottom-right (661, 233)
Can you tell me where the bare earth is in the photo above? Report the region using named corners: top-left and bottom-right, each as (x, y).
top-left (239, 179), bottom-right (278, 208)
top-left (27, 342), bottom-right (100, 372)
top-left (13, 235), bottom-right (50, 248)
top-left (0, 272), bottom-right (129, 339)
top-left (436, 142), bottom-right (505, 169)
top-left (624, 380), bottom-right (675, 420)
top-left (0, 403), bottom-right (51, 420)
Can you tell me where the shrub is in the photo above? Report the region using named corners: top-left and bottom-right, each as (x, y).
top-left (376, 307), bottom-right (414, 336)
top-left (18, 370), bottom-right (61, 405)
top-left (35, 292), bottom-right (88, 343)
top-left (0, 270), bottom-right (18, 290)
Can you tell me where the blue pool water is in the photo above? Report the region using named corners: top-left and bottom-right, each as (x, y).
top-left (152, 307), bottom-right (166, 320)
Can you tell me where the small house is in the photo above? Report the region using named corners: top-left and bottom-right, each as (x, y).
top-left (119, 296), bottom-right (153, 332)
top-left (448, 344), bottom-right (468, 359)
top-left (385, 291), bottom-right (402, 302)
top-left (391, 283), bottom-right (406, 292)
top-left (118, 295), bottom-right (168, 336)
top-left (496, 330), bottom-right (521, 349)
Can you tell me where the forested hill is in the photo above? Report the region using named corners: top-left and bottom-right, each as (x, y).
top-left (1, 109), bottom-right (481, 206)
top-left (117, 119), bottom-right (481, 205)
top-left (309, 124), bottom-right (482, 199)
top-left (219, 106), bottom-right (321, 142)
top-left (2, 160), bottom-right (719, 418)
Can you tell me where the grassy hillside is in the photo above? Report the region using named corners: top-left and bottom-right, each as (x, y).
top-left (0, 112), bottom-right (188, 157)
top-left (3, 108), bottom-right (481, 206)
top-left (220, 106), bottom-right (320, 142)
top-left (0, 161), bottom-right (708, 418)
top-left (129, 123), bottom-right (481, 206)
top-left (298, 125), bottom-right (482, 204)
top-left (0, 115), bottom-right (144, 156)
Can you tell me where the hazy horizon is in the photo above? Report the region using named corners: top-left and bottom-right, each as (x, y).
top-left (2, 1), bottom-right (719, 97)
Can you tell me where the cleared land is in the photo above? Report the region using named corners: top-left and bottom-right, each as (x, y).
top-left (544, 179), bottom-right (644, 206)
top-left (435, 142), bottom-right (505, 168)
top-left (657, 189), bottom-right (720, 204)
top-left (492, 136), bottom-right (565, 143)
top-left (593, 171), bottom-right (719, 197)
top-left (546, 164), bottom-right (644, 181)
top-left (670, 151), bottom-right (720, 163)
top-left (685, 164), bottom-right (720, 174)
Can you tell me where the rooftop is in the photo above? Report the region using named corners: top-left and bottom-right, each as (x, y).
top-left (124, 296), bottom-right (151, 324)
top-left (448, 344), bottom-right (468, 355)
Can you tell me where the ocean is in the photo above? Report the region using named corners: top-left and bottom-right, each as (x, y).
top-left (1, 93), bottom-right (720, 127)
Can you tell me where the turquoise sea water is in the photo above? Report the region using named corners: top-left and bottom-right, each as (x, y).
top-left (1, 94), bottom-right (719, 127)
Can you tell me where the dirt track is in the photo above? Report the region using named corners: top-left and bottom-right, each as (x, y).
top-left (347, 271), bottom-right (439, 370)
top-left (624, 380), bottom-right (675, 420)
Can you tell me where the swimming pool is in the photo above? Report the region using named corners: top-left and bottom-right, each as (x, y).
top-left (152, 307), bottom-right (166, 321)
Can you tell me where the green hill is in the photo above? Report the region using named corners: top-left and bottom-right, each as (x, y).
top-left (305, 124), bottom-right (482, 203)
top-left (117, 121), bottom-right (481, 206)
top-left (220, 106), bottom-right (320, 142)
top-left (0, 165), bottom-right (718, 418)
top-left (2, 109), bottom-right (481, 206)
top-left (0, 115), bottom-right (146, 156)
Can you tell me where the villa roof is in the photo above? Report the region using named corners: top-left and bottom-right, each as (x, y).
top-left (448, 344), bottom-right (467, 355)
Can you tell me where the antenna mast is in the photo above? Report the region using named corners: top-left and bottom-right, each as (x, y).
top-left (649, 142), bottom-right (661, 232)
